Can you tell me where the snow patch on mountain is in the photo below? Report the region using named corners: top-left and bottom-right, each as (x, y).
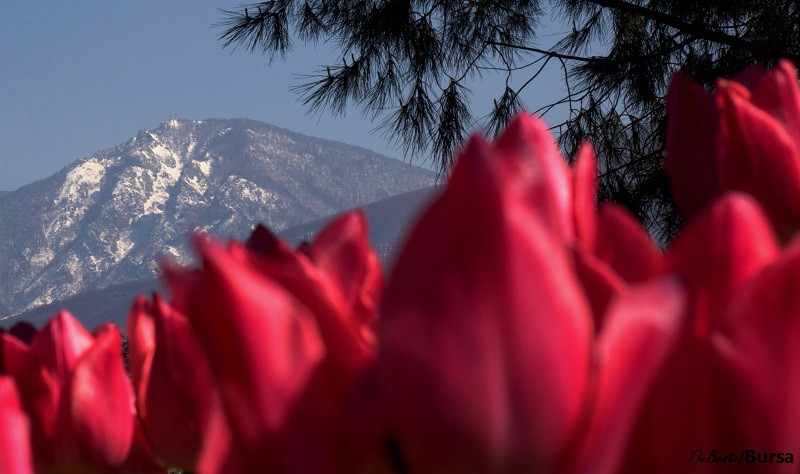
top-left (56, 160), bottom-right (106, 203)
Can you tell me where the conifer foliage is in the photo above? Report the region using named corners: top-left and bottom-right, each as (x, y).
top-left (219, 0), bottom-right (800, 241)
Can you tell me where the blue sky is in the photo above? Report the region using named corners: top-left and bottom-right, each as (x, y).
top-left (1, 1), bottom-right (568, 191)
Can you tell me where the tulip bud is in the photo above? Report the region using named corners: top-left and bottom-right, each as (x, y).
top-left (127, 295), bottom-right (217, 471)
top-left (666, 60), bottom-right (800, 240)
top-left (3, 312), bottom-right (135, 472)
top-left (373, 116), bottom-right (684, 473)
top-left (161, 209), bottom-right (385, 472)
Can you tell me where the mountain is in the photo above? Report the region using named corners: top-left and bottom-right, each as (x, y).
top-left (0, 118), bottom-right (434, 315)
top-left (5, 186), bottom-right (439, 329)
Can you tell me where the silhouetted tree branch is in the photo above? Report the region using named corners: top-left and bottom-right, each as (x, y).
top-left (218, 0), bottom-right (800, 243)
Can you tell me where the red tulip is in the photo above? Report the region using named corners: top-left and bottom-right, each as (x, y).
top-left (470, 116), bottom-right (665, 333)
top-left (666, 59), bottom-right (800, 239)
top-left (2, 312), bottom-right (134, 472)
top-left (164, 210), bottom-right (383, 472)
top-left (491, 112), bottom-right (575, 242)
top-left (243, 211), bottom-right (384, 367)
top-left (484, 114), bottom-right (664, 331)
top-left (0, 376), bottom-right (33, 474)
top-left (621, 193), bottom-right (800, 473)
top-left (568, 141), bottom-right (663, 328)
top-left (372, 115), bottom-right (685, 473)
top-left (127, 295), bottom-right (219, 471)
top-left (570, 207), bottom-right (662, 331)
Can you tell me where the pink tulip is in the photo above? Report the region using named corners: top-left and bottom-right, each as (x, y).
top-left (0, 376), bottom-right (33, 474)
top-left (243, 211), bottom-right (384, 367)
top-left (2, 312), bottom-right (134, 472)
top-left (471, 116), bottom-right (665, 332)
top-left (619, 193), bottom-right (800, 473)
top-left (371, 115), bottom-right (685, 473)
top-left (491, 112), bottom-right (575, 242)
top-left (568, 142), bottom-right (663, 328)
top-left (127, 295), bottom-right (219, 471)
top-left (486, 114), bottom-right (661, 280)
top-left (163, 210), bottom-right (383, 472)
top-left (666, 59), bottom-right (800, 239)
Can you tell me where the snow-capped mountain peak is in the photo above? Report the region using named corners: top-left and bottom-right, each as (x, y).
top-left (0, 118), bottom-right (434, 315)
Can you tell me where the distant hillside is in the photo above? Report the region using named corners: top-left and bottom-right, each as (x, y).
top-left (0, 118), bottom-right (434, 315)
top-left (4, 186), bottom-right (438, 329)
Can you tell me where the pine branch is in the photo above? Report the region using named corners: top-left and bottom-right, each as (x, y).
top-left (486, 41), bottom-right (603, 62)
top-left (584, 0), bottom-right (800, 63)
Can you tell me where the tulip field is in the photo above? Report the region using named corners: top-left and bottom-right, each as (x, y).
top-left (3, 61), bottom-right (800, 473)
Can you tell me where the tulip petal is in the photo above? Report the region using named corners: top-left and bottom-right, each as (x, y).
top-left (196, 404), bottom-right (250, 474)
top-left (594, 204), bottom-right (662, 284)
top-left (665, 72), bottom-right (727, 218)
top-left (186, 238), bottom-right (325, 463)
top-left (56, 324), bottom-right (134, 468)
top-left (161, 264), bottom-right (202, 316)
top-left (748, 60), bottom-right (800, 146)
top-left (667, 193), bottom-right (779, 334)
top-left (305, 210), bottom-right (383, 323)
top-left (2, 334), bottom-right (59, 464)
top-left (126, 296), bottom-right (155, 402)
top-left (8, 322), bottom-right (36, 345)
top-left (711, 240), bottom-right (800, 453)
top-left (572, 143), bottom-right (598, 249)
top-left (623, 242), bottom-right (800, 473)
top-left (117, 421), bottom-right (166, 474)
top-left (572, 246), bottom-right (626, 331)
top-left (622, 194), bottom-right (781, 473)
top-left (143, 295), bottom-right (215, 470)
top-left (305, 211), bottom-right (384, 351)
top-left (495, 114), bottom-right (574, 241)
top-left (339, 367), bottom-right (396, 474)
top-left (572, 279), bottom-right (685, 474)
top-left (244, 216), bottom-right (380, 369)
top-left (0, 377), bottom-right (34, 474)
top-left (380, 135), bottom-right (592, 472)
top-left (246, 223), bottom-right (296, 259)
top-left (31, 312), bottom-right (93, 387)
top-left (719, 82), bottom-right (800, 237)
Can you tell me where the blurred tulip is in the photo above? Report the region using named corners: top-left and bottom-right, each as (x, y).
top-left (2, 312), bottom-right (134, 472)
top-left (491, 112), bottom-right (575, 242)
top-left (0, 376), bottom-right (33, 474)
top-left (127, 295), bottom-right (218, 471)
top-left (666, 59), bottom-right (800, 239)
top-left (462, 115), bottom-right (665, 335)
top-left (372, 115), bottom-right (685, 473)
top-left (621, 193), bottom-right (800, 473)
top-left (163, 210), bottom-right (383, 473)
top-left (243, 210), bottom-right (384, 368)
top-left (567, 142), bottom-right (663, 329)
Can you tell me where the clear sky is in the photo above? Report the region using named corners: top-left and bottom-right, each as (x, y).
top-left (1, 1), bottom-right (568, 191)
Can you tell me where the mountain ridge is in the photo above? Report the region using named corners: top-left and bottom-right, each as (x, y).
top-left (0, 118), bottom-right (434, 315)
top-left (4, 186), bottom-right (439, 329)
